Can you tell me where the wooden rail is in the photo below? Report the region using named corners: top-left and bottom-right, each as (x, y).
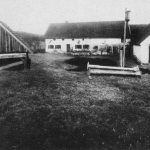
top-left (87, 62), bottom-right (140, 72)
top-left (89, 69), bottom-right (141, 76)
top-left (0, 61), bottom-right (23, 71)
top-left (0, 53), bottom-right (26, 59)
top-left (0, 52), bottom-right (31, 71)
top-left (87, 62), bottom-right (141, 77)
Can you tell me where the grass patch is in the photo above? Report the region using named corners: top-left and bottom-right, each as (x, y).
top-left (0, 53), bottom-right (150, 150)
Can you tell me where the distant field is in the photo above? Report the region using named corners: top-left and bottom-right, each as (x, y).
top-left (0, 53), bottom-right (150, 150)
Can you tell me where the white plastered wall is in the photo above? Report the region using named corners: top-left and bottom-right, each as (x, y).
top-left (45, 38), bottom-right (122, 53)
top-left (133, 36), bottom-right (150, 64)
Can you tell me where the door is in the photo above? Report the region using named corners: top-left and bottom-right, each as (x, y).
top-left (66, 44), bottom-right (70, 52)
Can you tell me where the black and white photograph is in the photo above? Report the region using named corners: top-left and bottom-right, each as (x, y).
top-left (0, 0), bottom-right (150, 149)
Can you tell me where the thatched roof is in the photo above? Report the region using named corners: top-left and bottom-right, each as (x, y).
top-left (130, 24), bottom-right (150, 45)
top-left (45, 21), bottom-right (130, 39)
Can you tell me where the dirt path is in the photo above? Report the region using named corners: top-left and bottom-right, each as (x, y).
top-left (30, 53), bottom-right (125, 102)
top-left (30, 53), bottom-right (150, 105)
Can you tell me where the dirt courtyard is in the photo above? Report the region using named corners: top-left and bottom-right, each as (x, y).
top-left (31, 53), bottom-right (150, 103)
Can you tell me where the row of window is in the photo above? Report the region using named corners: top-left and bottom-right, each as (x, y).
top-left (48, 45), bottom-right (61, 49)
top-left (51, 38), bottom-right (85, 41)
top-left (75, 45), bottom-right (89, 49)
top-left (48, 44), bottom-right (90, 49)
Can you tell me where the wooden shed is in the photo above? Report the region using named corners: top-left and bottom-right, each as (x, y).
top-left (0, 21), bottom-right (32, 70)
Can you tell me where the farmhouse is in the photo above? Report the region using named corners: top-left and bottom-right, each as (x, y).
top-left (45, 21), bottom-right (150, 64)
top-left (45, 21), bottom-right (130, 54)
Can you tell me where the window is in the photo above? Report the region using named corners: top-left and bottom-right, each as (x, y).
top-left (48, 45), bottom-right (54, 49)
top-left (75, 45), bottom-right (82, 49)
top-left (83, 45), bottom-right (89, 49)
top-left (93, 46), bottom-right (98, 50)
top-left (55, 45), bottom-right (61, 49)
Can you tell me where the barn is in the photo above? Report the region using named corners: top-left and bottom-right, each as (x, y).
top-left (0, 21), bottom-right (31, 70)
top-left (0, 21), bottom-right (31, 53)
top-left (45, 21), bottom-right (131, 54)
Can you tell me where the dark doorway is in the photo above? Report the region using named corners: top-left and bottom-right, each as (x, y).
top-left (66, 44), bottom-right (70, 52)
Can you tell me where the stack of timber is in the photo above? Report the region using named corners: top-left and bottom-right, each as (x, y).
top-left (0, 21), bottom-right (32, 70)
top-left (87, 62), bottom-right (141, 77)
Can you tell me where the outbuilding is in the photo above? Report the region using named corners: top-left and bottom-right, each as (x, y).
top-left (131, 24), bottom-right (150, 64)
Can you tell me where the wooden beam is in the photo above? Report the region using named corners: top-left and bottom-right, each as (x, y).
top-left (111, 45), bottom-right (113, 54)
top-left (120, 50), bottom-right (123, 67)
top-left (8, 35), bottom-right (11, 52)
top-left (1, 29), bottom-right (4, 53)
top-left (89, 69), bottom-right (141, 76)
top-left (0, 27), bottom-right (1, 53)
top-left (0, 53), bottom-right (26, 59)
top-left (0, 61), bottom-right (23, 71)
top-left (87, 63), bottom-right (140, 72)
top-left (5, 31), bottom-right (8, 53)
top-left (11, 37), bottom-right (14, 52)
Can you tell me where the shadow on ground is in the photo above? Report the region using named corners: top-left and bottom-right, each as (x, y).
top-left (0, 58), bottom-right (24, 71)
top-left (65, 57), bottom-right (117, 71)
top-left (140, 68), bottom-right (150, 74)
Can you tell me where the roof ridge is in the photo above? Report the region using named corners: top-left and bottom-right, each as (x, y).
top-left (50, 20), bottom-right (124, 25)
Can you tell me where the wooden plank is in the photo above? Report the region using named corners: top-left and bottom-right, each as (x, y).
top-left (8, 35), bottom-right (11, 52)
top-left (89, 69), bottom-right (141, 76)
top-left (5, 31), bottom-right (8, 53)
top-left (87, 63), bottom-right (139, 72)
top-left (0, 27), bottom-right (1, 52)
top-left (0, 53), bottom-right (26, 59)
top-left (0, 61), bottom-right (23, 71)
top-left (1, 29), bottom-right (3, 53)
top-left (120, 50), bottom-right (123, 67)
top-left (11, 37), bottom-right (14, 52)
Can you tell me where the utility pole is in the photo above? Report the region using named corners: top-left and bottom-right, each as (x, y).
top-left (122, 9), bottom-right (130, 67)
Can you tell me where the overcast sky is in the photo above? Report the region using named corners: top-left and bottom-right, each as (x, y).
top-left (0, 0), bottom-right (149, 35)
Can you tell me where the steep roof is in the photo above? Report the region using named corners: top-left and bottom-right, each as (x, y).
top-left (130, 24), bottom-right (149, 45)
top-left (45, 21), bottom-right (130, 39)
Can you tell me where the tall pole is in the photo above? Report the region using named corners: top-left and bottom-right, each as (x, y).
top-left (123, 9), bottom-right (130, 67)
top-left (123, 16), bottom-right (127, 67)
